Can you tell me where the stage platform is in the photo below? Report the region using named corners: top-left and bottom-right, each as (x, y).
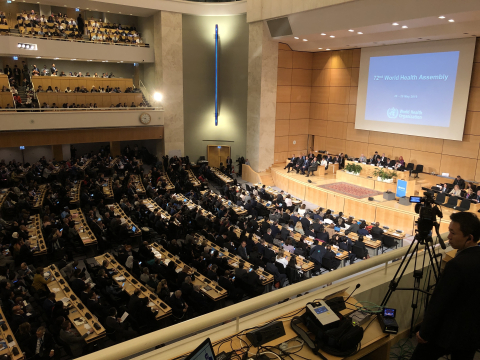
top-left (267, 166), bottom-right (471, 236)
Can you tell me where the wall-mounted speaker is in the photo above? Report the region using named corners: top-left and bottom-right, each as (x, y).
top-left (267, 17), bottom-right (293, 38)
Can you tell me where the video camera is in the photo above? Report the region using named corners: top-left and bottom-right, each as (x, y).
top-left (409, 192), bottom-right (443, 241)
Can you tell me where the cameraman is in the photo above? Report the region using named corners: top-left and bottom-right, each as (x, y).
top-left (411, 212), bottom-right (480, 360)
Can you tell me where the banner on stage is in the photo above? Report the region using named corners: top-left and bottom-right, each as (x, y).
top-left (396, 180), bottom-right (407, 198)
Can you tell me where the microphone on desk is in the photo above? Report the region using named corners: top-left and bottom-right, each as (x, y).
top-left (345, 283), bottom-right (361, 304)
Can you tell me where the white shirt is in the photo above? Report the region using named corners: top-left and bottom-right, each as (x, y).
top-left (285, 198), bottom-right (293, 207)
top-left (298, 208), bottom-right (306, 216)
top-left (276, 257), bottom-right (288, 268)
top-left (323, 218), bottom-right (334, 224)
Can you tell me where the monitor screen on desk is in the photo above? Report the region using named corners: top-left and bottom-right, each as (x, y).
top-left (183, 338), bottom-right (216, 360)
top-left (131, 226), bottom-right (136, 233)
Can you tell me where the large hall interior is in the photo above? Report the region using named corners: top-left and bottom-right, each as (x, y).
top-left (0, 0), bottom-right (479, 359)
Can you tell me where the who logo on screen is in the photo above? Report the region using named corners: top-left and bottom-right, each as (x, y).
top-left (387, 107), bottom-right (399, 119)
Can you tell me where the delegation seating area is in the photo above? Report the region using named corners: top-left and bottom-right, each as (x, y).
top-left (37, 93), bottom-right (143, 108)
top-left (0, 74), bottom-right (13, 108)
top-left (86, 19), bottom-right (142, 45)
top-left (32, 77), bottom-right (134, 92)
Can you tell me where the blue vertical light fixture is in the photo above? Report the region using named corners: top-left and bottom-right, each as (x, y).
top-left (215, 24), bottom-right (219, 126)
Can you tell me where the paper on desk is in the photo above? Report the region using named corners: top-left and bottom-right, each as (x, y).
top-left (51, 287), bottom-right (61, 293)
top-left (114, 276), bottom-right (126, 282)
top-left (164, 259), bottom-right (171, 265)
top-left (61, 297), bottom-right (70, 305)
top-left (148, 302), bottom-right (155, 307)
top-left (7, 341), bottom-right (15, 348)
top-left (84, 324), bottom-right (92, 330)
top-left (120, 312), bottom-right (128, 323)
top-left (175, 268), bottom-right (182, 273)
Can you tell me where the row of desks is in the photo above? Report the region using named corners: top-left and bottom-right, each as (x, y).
top-left (109, 204), bottom-right (142, 237)
top-left (148, 243), bottom-right (230, 301)
top-left (253, 183), bottom-right (303, 206)
top-left (103, 178), bottom-right (114, 201)
top-left (94, 253), bottom-right (172, 320)
top-left (210, 167), bottom-right (233, 184)
top-left (32, 184), bottom-right (47, 210)
top-left (69, 181), bottom-right (81, 205)
top-left (27, 214), bottom-right (47, 256)
top-left (45, 264), bottom-right (106, 343)
top-left (187, 170), bottom-right (201, 187)
top-left (345, 160), bottom-right (410, 181)
top-left (70, 209), bottom-right (98, 246)
top-left (143, 199), bottom-right (181, 227)
top-left (131, 175), bottom-right (146, 197)
top-left (0, 306), bottom-right (24, 359)
top-left (193, 234), bottom-right (274, 287)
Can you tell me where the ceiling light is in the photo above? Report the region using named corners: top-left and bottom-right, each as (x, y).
top-left (54, 57), bottom-right (59, 60)
top-left (357, 32), bottom-right (363, 34)
top-left (120, 61), bottom-right (123, 63)
top-left (402, 25), bottom-right (408, 28)
top-left (105, 60), bottom-right (108, 62)
top-left (36, 56), bottom-right (41, 59)
top-left (130, 14), bottom-right (132, 15)
top-left (303, 39), bottom-right (308, 41)
top-left (392, 23), bottom-right (399, 26)
top-left (294, 37), bottom-right (299, 39)
top-left (438, 16), bottom-right (445, 19)
top-left (348, 29), bottom-right (354, 32)
top-left (330, 35), bottom-right (335, 38)
top-left (17, 44), bottom-right (21, 48)
top-left (326, 49), bottom-right (330, 51)
top-left (318, 48), bottom-right (322, 49)
top-left (64, 4), bottom-right (66, 6)
top-left (87, 60), bottom-right (92, 62)
top-left (107, 11), bottom-right (110, 12)
top-left (448, 19), bottom-right (454, 22)
top-left (86, 7), bottom-right (89, 9)
top-left (119, 12), bottom-right (121, 14)
top-left (102, 61), bottom-right (105, 62)
top-left (321, 33), bottom-right (326, 36)
top-left (71, 59), bottom-right (76, 61)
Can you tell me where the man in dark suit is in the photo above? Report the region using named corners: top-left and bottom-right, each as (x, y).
top-left (263, 228), bottom-right (274, 244)
top-left (411, 212), bottom-right (480, 360)
top-left (59, 322), bottom-right (91, 358)
top-left (234, 262), bottom-right (248, 279)
top-left (309, 242), bottom-right (326, 267)
top-left (453, 175), bottom-right (465, 190)
top-left (312, 219), bottom-right (322, 235)
top-left (3, 64), bottom-right (12, 78)
top-left (284, 154), bottom-right (296, 173)
top-left (170, 290), bottom-right (188, 318)
top-left (322, 245), bottom-right (341, 270)
top-left (440, 183), bottom-right (449, 193)
top-left (237, 241), bottom-right (248, 260)
top-left (50, 63), bottom-right (57, 76)
top-left (265, 259), bottom-right (287, 287)
top-left (370, 222), bottom-right (384, 238)
top-left (245, 267), bottom-right (265, 296)
top-left (190, 285), bottom-right (214, 314)
top-left (371, 151), bottom-right (380, 164)
top-left (295, 156), bottom-right (304, 173)
top-left (28, 326), bottom-right (57, 360)
top-left (300, 214), bottom-right (311, 233)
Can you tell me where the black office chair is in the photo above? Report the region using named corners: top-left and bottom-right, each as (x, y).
top-left (405, 163), bottom-right (414, 175)
top-left (410, 164), bottom-right (423, 178)
top-left (381, 235), bottom-right (397, 253)
top-left (387, 160), bottom-right (395, 168)
top-left (351, 245), bottom-right (365, 261)
top-left (456, 199), bottom-right (472, 212)
top-left (444, 196), bottom-right (459, 208)
top-left (435, 193), bottom-right (446, 205)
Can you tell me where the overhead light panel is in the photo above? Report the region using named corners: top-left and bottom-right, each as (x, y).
top-left (294, 37), bottom-right (299, 39)
top-left (330, 35), bottom-right (335, 38)
top-left (392, 23), bottom-right (399, 26)
top-left (303, 39), bottom-right (308, 41)
top-left (348, 29), bottom-right (354, 32)
top-left (357, 32), bottom-right (363, 34)
top-left (448, 19), bottom-right (454, 22)
top-left (438, 16), bottom-right (445, 19)
top-left (326, 49), bottom-right (330, 51)
top-left (318, 48), bottom-right (322, 49)
top-left (402, 25), bottom-right (408, 28)
top-left (321, 33), bottom-right (326, 36)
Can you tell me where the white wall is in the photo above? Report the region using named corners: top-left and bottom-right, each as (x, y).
top-left (137, 14), bottom-right (154, 46)
top-left (0, 109), bottom-right (163, 131)
top-left (103, 13), bottom-right (138, 28)
top-left (0, 145), bottom-right (53, 164)
top-left (0, 36), bottom-right (154, 63)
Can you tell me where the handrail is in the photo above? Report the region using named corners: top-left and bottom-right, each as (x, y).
top-left (138, 80), bottom-right (151, 105)
top-left (76, 234), bottom-right (450, 360)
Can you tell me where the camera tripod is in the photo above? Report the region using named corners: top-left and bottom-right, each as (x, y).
top-left (380, 223), bottom-right (445, 337)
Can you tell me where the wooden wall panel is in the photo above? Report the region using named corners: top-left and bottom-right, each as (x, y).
top-left (276, 86), bottom-right (291, 103)
top-left (288, 179), bottom-right (306, 199)
top-left (464, 111), bottom-right (480, 135)
top-left (308, 119), bottom-right (328, 136)
top-left (367, 144), bottom-right (393, 159)
top-left (344, 199), bottom-right (376, 222)
top-left (290, 103), bottom-right (310, 119)
top-left (290, 86), bottom-right (311, 102)
top-left (275, 120), bottom-right (290, 137)
top-left (292, 52), bottom-right (313, 69)
top-left (291, 69), bottom-right (312, 86)
top-left (314, 136), bottom-right (326, 151)
top-left (274, 136), bottom-right (289, 153)
top-left (392, 148), bottom-right (411, 163)
top-left (325, 138), bottom-right (345, 155)
top-left (475, 159), bottom-right (480, 182)
top-left (310, 103), bottom-right (328, 120)
top-left (274, 152), bottom-right (288, 164)
top-left (442, 139), bottom-right (479, 158)
top-left (288, 135), bottom-right (308, 151)
top-left (327, 104), bottom-right (349, 121)
top-left (440, 155), bottom-right (477, 180)
top-left (305, 186), bottom-right (328, 207)
top-left (276, 103), bottom-right (291, 119)
top-left (327, 121), bottom-right (347, 140)
top-left (329, 86), bottom-right (350, 104)
top-left (409, 151), bottom-right (441, 173)
top-left (329, 68), bottom-right (351, 86)
top-left (311, 86), bottom-right (329, 103)
top-left (312, 52), bottom-right (330, 70)
top-left (277, 68), bottom-right (292, 86)
top-left (327, 193), bottom-right (345, 213)
top-left (278, 50), bottom-right (293, 68)
top-left (289, 119), bottom-right (309, 135)
top-left (312, 69), bottom-right (331, 86)
top-left (346, 123), bottom-right (369, 142)
top-left (375, 208), bottom-right (415, 235)
top-left (345, 141), bottom-right (369, 158)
